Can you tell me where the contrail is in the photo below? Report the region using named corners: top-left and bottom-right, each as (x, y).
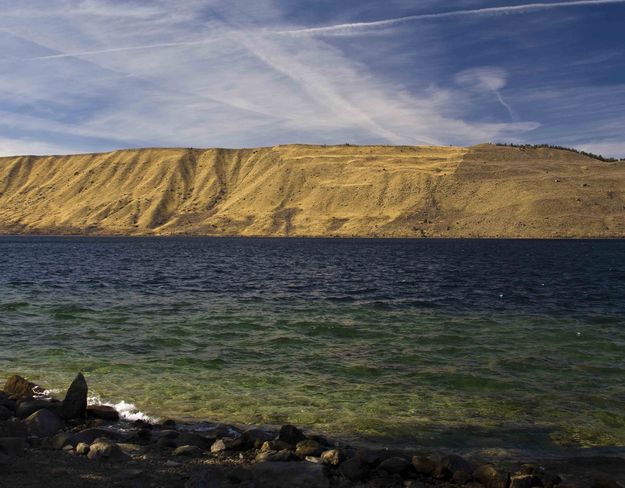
top-left (279, 0), bottom-right (625, 36)
top-left (30, 38), bottom-right (223, 60)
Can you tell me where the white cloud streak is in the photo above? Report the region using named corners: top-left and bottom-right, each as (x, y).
top-left (279, 0), bottom-right (625, 36)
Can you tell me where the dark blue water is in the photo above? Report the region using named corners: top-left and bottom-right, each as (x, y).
top-left (1, 237), bottom-right (624, 454)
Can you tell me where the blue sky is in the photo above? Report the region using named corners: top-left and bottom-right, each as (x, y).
top-left (0, 0), bottom-right (624, 156)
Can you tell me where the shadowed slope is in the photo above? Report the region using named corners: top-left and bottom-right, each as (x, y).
top-left (0, 144), bottom-right (623, 237)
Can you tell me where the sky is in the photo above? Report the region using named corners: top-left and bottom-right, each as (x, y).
top-left (0, 0), bottom-right (624, 157)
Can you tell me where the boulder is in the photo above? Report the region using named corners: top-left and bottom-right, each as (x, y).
top-left (320, 449), bottom-right (344, 466)
top-left (339, 456), bottom-right (370, 481)
top-left (86, 405), bottom-right (119, 421)
top-left (252, 461), bottom-right (329, 488)
top-left (435, 454), bottom-right (475, 479)
top-left (87, 438), bottom-right (128, 461)
top-left (473, 464), bottom-right (510, 488)
top-left (176, 432), bottom-right (213, 450)
top-left (51, 432), bottom-right (72, 449)
top-left (242, 428), bottom-right (274, 448)
top-left (277, 424), bottom-right (306, 445)
top-left (3, 375), bottom-right (38, 398)
top-left (0, 437), bottom-right (25, 457)
top-left (60, 373), bottom-right (88, 419)
top-left (210, 436), bottom-right (243, 453)
top-left (261, 440), bottom-right (293, 452)
top-left (412, 455), bottom-right (436, 476)
top-left (173, 445), bottom-right (204, 457)
top-left (510, 474), bottom-right (544, 488)
top-left (378, 456), bottom-right (411, 475)
top-left (0, 405), bottom-right (11, 421)
top-left (25, 409), bottom-right (63, 437)
top-left (68, 427), bottom-right (120, 447)
top-left (295, 439), bottom-right (323, 458)
top-left (16, 399), bottom-right (61, 419)
top-left (255, 449), bottom-right (293, 462)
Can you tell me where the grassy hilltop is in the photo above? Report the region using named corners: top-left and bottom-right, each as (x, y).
top-left (0, 143), bottom-right (624, 238)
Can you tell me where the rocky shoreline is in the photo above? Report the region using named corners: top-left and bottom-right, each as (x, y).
top-left (1, 374), bottom-right (623, 488)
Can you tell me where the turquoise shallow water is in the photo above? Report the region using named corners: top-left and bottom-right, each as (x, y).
top-left (1, 237), bottom-right (624, 453)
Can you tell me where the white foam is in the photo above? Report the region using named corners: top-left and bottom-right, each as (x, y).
top-left (88, 395), bottom-right (159, 423)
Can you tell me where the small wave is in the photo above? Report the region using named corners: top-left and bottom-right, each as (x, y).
top-left (88, 395), bottom-right (158, 423)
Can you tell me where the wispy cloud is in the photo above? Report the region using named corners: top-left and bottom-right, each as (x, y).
top-left (279, 0), bottom-right (625, 37)
top-left (0, 0), bottom-right (623, 156)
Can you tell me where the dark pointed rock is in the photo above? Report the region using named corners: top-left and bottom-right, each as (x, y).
top-left (277, 424), bottom-right (306, 445)
top-left (60, 373), bottom-right (88, 419)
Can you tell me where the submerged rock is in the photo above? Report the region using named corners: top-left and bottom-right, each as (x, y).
top-left (509, 474), bottom-right (544, 488)
top-left (86, 405), bottom-right (119, 421)
top-left (25, 409), bottom-right (63, 437)
top-left (61, 373), bottom-right (88, 419)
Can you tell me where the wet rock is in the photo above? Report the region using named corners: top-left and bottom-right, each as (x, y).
top-left (159, 429), bottom-right (180, 439)
top-left (509, 474), bottom-right (544, 488)
top-left (60, 373), bottom-right (88, 419)
top-left (453, 469), bottom-right (473, 484)
top-left (320, 449), bottom-right (344, 466)
top-left (473, 464), bottom-right (509, 488)
top-left (0, 437), bottom-right (25, 456)
top-left (86, 405), bottom-right (119, 421)
top-left (339, 456), bottom-right (370, 481)
top-left (16, 399), bottom-right (61, 419)
top-left (174, 445), bottom-right (204, 457)
top-left (69, 427), bottom-right (120, 447)
top-left (25, 409), bottom-right (63, 437)
top-left (436, 454), bottom-right (474, 479)
top-left (76, 442), bottom-right (90, 455)
top-left (295, 439), bottom-right (323, 458)
top-left (87, 437), bottom-right (128, 461)
top-left (252, 461), bottom-right (329, 488)
top-left (3, 375), bottom-right (38, 398)
top-left (412, 455), bottom-right (437, 476)
top-left (161, 419), bottom-right (177, 428)
top-left (210, 436), bottom-right (243, 453)
top-left (261, 439), bottom-right (293, 452)
top-left (242, 428), bottom-right (274, 448)
top-left (378, 456), bottom-right (411, 475)
top-left (277, 424), bottom-right (306, 445)
top-left (177, 432), bottom-right (213, 450)
top-left (256, 449), bottom-right (293, 462)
